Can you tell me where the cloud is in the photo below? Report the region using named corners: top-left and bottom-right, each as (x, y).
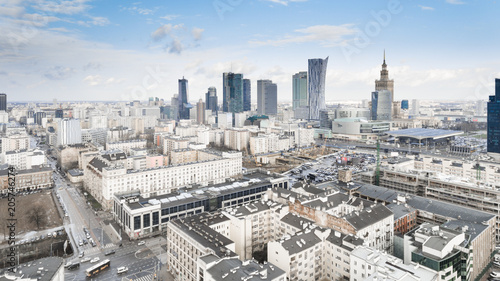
top-left (44, 66), bottom-right (76, 80)
top-left (151, 24), bottom-right (183, 41)
top-left (418, 5), bottom-right (434, 11)
top-left (83, 62), bottom-right (101, 71)
top-left (169, 39), bottom-right (183, 54)
top-left (83, 75), bottom-right (123, 86)
top-left (33, 0), bottom-right (91, 15)
top-left (446, 0), bottom-right (465, 4)
top-left (161, 14), bottom-right (180, 20)
top-left (78, 16), bottom-right (110, 27)
top-left (192, 27), bottom-right (204, 41)
top-left (262, 0), bottom-right (308, 6)
top-left (250, 24), bottom-right (357, 47)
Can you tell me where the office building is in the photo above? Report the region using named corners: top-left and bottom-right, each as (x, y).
top-left (401, 99), bottom-right (409, 110)
top-left (55, 109), bottom-right (63, 118)
top-left (292, 71), bottom-right (307, 110)
top-left (57, 118), bottom-right (82, 146)
top-left (196, 99), bottom-right (205, 124)
top-left (487, 79), bottom-right (500, 154)
top-left (257, 80), bottom-right (277, 115)
top-left (371, 90), bottom-right (392, 120)
top-left (205, 87), bottom-right (218, 113)
top-left (375, 51), bottom-right (394, 101)
top-left (34, 111), bottom-right (46, 126)
top-left (0, 93), bottom-right (6, 111)
top-left (411, 99), bottom-right (420, 116)
top-left (243, 78), bottom-right (251, 111)
top-left (178, 77), bottom-right (191, 120)
top-left (308, 57), bottom-right (328, 120)
top-left (222, 72), bottom-right (244, 114)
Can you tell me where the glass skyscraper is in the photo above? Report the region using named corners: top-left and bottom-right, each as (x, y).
top-left (243, 79), bottom-right (251, 111)
top-left (0, 93), bottom-right (6, 111)
top-left (308, 57), bottom-right (328, 120)
top-left (205, 87), bottom-right (218, 114)
top-left (178, 78), bottom-right (191, 120)
top-left (371, 90), bottom-right (392, 121)
top-left (292, 72), bottom-right (307, 110)
top-left (222, 72), bottom-right (244, 114)
top-left (257, 80), bottom-right (277, 115)
top-left (487, 79), bottom-right (500, 153)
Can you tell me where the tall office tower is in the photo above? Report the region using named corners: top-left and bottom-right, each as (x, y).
top-left (222, 72), bottom-right (244, 113)
top-left (487, 79), bottom-right (500, 153)
top-left (57, 118), bottom-right (82, 146)
top-left (178, 77), bottom-right (191, 120)
top-left (243, 79), bottom-right (251, 111)
top-left (308, 57), bottom-right (328, 120)
top-left (205, 87), bottom-right (218, 113)
top-left (55, 109), bottom-right (64, 118)
top-left (171, 95), bottom-right (179, 121)
top-left (375, 51), bottom-right (394, 101)
top-left (0, 93), bottom-right (6, 111)
top-left (257, 80), bottom-right (277, 115)
top-left (476, 100), bottom-right (486, 116)
top-left (411, 99), bottom-right (420, 116)
top-left (371, 90), bottom-right (392, 120)
top-left (401, 100), bottom-right (409, 110)
top-left (196, 99), bottom-right (205, 124)
top-left (292, 72), bottom-right (308, 110)
top-left (34, 112), bottom-right (47, 126)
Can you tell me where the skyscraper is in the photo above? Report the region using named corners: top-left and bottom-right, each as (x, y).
top-left (292, 72), bottom-right (308, 110)
top-left (205, 87), bottom-right (218, 113)
top-left (257, 80), bottom-right (277, 116)
top-left (401, 100), bottom-right (409, 110)
top-left (243, 79), bottom-right (251, 111)
top-left (57, 118), bottom-right (82, 146)
top-left (308, 57), bottom-right (328, 120)
top-left (196, 99), bottom-right (205, 124)
top-left (371, 90), bottom-right (392, 120)
top-left (0, 93), bottom-right (6, 111)
top-left (375, 51), bottom-right (394, 101)
top-left (171, 95), bottom-right (179, 121)
top-left (178, 77), bottom-right (191, 120)
top-left (55, 109), bottom-right (64, 118)
top-left (487, 79), bottom-right (500, 154)
top-left (222, 72), bottom-right (244, 114)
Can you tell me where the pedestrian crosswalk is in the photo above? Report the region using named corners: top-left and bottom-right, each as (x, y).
top-left (81, 243), bottom-right (115, 255)
top-left (132, 274), bottom-right (153, 281)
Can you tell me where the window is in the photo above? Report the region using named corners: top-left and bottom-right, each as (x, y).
top-left (152, 212), bottom-right (159, 226)
top-left (143, 214), bottom-right (151, 228)
top-left (134, 216), bottom-right (141, 230)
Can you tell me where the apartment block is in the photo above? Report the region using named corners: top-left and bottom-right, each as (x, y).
top-left (106, 139), bottom-right (147, 155)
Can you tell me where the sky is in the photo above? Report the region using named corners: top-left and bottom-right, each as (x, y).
top-left (1, 0), bottom-right (499, 103)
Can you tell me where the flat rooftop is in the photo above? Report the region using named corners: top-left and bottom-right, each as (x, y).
top-left (387, 128), bottom-right (463, 140)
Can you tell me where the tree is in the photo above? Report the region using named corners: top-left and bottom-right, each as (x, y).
top-left (28, 203), bottom-right (47, 230)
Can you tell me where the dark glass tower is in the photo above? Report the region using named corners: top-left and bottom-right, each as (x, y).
top-left (0, 93), bottom-right (6, 111)
top-left (205, 87), bottom-right (218, 113)
top-left (243, 79), bottom-right (251, 111)
top-left (178, 78), bottom-right (191, 120)
top-left (487, 79), bottom-right (500, 153)
top-left (55, 109), bottom-right (64, 118)
top-left (222, 72), bottom-right (244, 113)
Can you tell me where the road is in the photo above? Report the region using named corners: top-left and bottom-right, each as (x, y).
top-left (43, 149), bottom-right (164, 281)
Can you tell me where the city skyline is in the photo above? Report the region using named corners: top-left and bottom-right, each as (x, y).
top-left (1, 0), bottom-right (499, 103)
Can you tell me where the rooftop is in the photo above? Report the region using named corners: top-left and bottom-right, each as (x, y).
top-left (0, 257), bottom-right (63, 281)
top-left (205, 256), bottom-right (285, 281)
top-left (387, 128), bottom-right (463, 140)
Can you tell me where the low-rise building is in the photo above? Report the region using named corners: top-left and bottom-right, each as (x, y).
top-left (0, 165), bottom-right (53, 194)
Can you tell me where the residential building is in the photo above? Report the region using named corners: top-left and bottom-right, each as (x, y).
top-left (308, 57), bottom-right (328, 120)
top-left (85, 150), bottom-right (243, 209)
top-left (106, 139), bottom-right (147, 155)
top-left (57, 118), bottom-right (82, 146)
top-left (0, 166), bottom-right (53, 194)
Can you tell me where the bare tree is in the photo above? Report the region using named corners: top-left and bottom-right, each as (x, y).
top-left (28, 203), bottom-right (47, 230)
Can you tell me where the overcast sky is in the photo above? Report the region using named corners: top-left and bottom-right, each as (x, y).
top-left (1, 0), bottom-right (499, 103)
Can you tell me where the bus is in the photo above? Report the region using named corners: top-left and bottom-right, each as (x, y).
top-left (85, 259), bottom-right (110, 278)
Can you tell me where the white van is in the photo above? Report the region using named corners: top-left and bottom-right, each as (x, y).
top-left (117, 267), bottom-right (128, 274)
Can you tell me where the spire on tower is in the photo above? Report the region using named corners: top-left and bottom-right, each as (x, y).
top-left (382, 49), bottom-right (387, 68)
